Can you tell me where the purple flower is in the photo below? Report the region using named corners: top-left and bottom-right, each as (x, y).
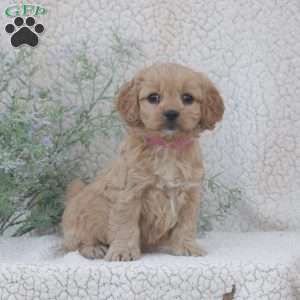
top-left (32, 122), bottom-right (42, 131)
top-left (41, 136), bottom-right (52, 147)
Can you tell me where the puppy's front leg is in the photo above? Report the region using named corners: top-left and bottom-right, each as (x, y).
top-left (164, 188), bottom-right (207, 257)
top-left (105, 194), bottom-right (141, 261)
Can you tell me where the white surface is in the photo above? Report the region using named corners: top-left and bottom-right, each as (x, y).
top-left (0, 232), bottom-right (300, 299)
top-left (0, 0), bottom-right (299, 231)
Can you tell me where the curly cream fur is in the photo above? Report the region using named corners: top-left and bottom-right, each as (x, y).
top-left (62, 63), bottom-right (224, 261)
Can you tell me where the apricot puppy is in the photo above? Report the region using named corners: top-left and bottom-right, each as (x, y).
top-left (62, 63), bottom-right (224, 261)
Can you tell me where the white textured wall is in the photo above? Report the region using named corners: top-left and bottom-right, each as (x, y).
top-left (1, 0), bottom-right (299, 231)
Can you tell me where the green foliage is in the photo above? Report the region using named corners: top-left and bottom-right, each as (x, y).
top-left (198, 173), bottom-right (243, 232)
top-left (0, 35), bottom-right (142, 236)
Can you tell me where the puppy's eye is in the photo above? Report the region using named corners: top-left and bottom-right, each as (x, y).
top-left (147, 93), bottom-right (160, 104)
top-left (182, 93), bottom-right (194, 105)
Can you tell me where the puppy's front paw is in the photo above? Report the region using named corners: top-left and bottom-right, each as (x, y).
top-left (171, 240), bottom-right (207, 257)
top-left (105, 244), bottom-right (141, 261)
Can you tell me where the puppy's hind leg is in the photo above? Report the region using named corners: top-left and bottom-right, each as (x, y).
top-left (62, 233), bottom-right (79, 251)
top-left (63, 180), bottom-right (110, 259)
top-left (61, 179), bottom-right (86, 252)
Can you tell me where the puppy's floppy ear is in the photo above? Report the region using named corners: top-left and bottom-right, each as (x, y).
top-left (116, 79), bottom-right (141, 127)
top-left (199, 75), bottom-right (224, 131)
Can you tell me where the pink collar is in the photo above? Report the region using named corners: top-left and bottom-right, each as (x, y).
top-left (144, 135), bottom-right (194, 151)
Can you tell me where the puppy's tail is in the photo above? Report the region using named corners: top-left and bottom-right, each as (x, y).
top-left (65, 178), bottom-right (86, 203)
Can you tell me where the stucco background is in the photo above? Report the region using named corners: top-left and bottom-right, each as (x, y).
top-left (1, 1), bottom-right (300, 299)
top-left (0, 0), bottom-right (299, 232)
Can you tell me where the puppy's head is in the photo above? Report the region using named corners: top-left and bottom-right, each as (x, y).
top-left (116, 63), bottom-right (224, 136)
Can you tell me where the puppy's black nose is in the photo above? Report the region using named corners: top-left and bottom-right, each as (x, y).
top-left (163, 110), bottom-right (179, 121)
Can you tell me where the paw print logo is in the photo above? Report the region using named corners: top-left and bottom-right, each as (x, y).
top-left (5, 17), bottom-right (44, 47)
